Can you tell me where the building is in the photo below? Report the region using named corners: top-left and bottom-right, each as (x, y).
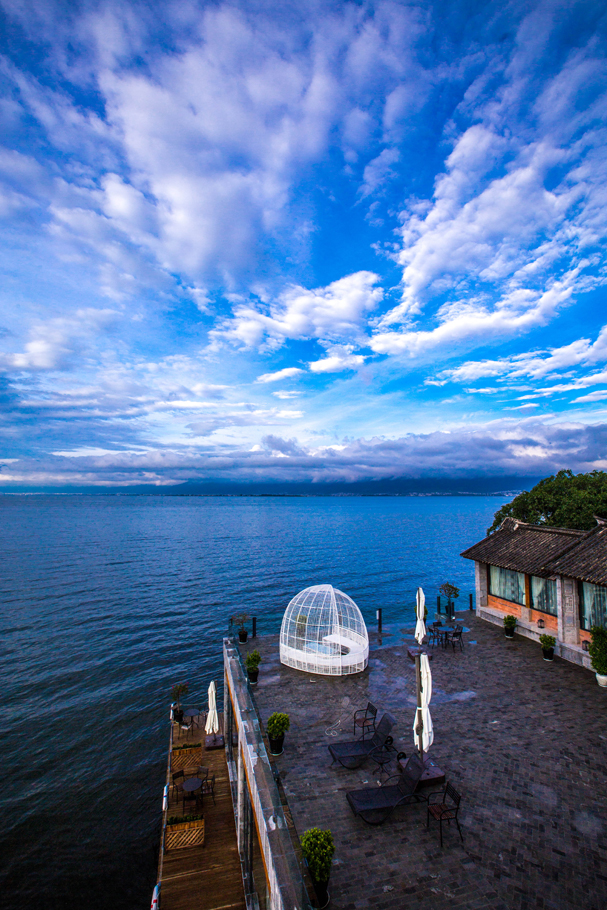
top-left (461, 516), bottom-right (607, 670)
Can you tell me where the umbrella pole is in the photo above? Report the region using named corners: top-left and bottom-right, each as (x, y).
top-left (415, 652), bottom-right (424, 767)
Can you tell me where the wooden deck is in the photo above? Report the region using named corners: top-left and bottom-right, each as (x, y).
top-left (159, 716), bottom-right (246, 910)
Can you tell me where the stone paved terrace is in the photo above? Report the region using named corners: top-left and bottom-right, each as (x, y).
top-left (242, 612), bottom-right (607, 910)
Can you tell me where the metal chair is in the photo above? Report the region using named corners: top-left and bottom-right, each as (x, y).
top-left (201, 773), bottom-right (216, 805)
top-left (444, 625), bottom-right (464, 651)
top-left (171, 769), bottom-right (185, 800)
top-left (427, 782), bottom-right (463, 846)
top-left (353, 702), bottom-right (378, 739)
top-left (428, 622), bottom-right (443, 647)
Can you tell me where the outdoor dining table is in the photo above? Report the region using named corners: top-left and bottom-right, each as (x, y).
top-left (436, 626), bottom-right (456, 647)
top-left (182, 776), bottom-right (204, 808)
top-left (183, 710), bottom-right (200, 728)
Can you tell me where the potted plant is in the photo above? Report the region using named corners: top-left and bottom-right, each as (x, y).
top-left (503, 614), bottom-right (517, 638)
top-left (539, 633), bottom-right (556, 661)
top-left (232, 613), bottom-right (250, 643)
top-left (246, 649), bottom-right (262, 684)
top-left (266, 712), bottom-right (290, 755)
top-left (440, 582), bottom-right (460, 620)
top-left (588, 626), bottom-right (607, 687)
top-left (171, 682), bottom-right (189, 723)
top-left (300, 827), bottom-right (335, 909)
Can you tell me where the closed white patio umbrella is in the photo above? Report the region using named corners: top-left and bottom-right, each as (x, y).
top-left (413, 653), bottom-right (434, 753)
top-left (205, 680), bottom-right (219, 735)
top-left (414, 586), bottom-right (426, 645)
top-left (412, 587), bottom-right (432, 766)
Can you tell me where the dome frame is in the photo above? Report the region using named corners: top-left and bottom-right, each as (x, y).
top-left (279, 584), bottom-right (369, 676)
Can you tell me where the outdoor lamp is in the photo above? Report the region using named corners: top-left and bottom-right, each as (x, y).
top-left (582, 640), bottom-right (589, 652)
top-left (537, 618), bottom-right (545, 628)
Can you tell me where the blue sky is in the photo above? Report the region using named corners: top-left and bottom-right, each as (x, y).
top-left (1, 0), bottom-right (607, 489)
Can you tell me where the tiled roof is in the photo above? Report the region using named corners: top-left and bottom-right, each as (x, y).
top-left (460, 517), bottom-right (586, 577)
top-left (548, 525), bottom-right (607, 587)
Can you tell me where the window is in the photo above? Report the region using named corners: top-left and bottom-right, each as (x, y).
top-left (579, 581), bottom-right (607, 631)
top-left (489, 565), bottom-right (525, 605)
top-left (530, 576), bottom-right (557, 615)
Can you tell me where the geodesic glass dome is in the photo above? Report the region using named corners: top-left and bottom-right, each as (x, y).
top-left (279, 584), bottom-right (369, 676)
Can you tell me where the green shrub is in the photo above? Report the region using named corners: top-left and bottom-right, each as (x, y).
top-left (232, 612), bottom-right (249, 632)
top-left (503, 614), bottom-right (517, 629)
top-left (171, 682), bottom-right (189, 709)
top-left (589, 626), bottom-right (607, 675)
top-left (439, 582), bottom-right (460, 601)
top-left (166, 814), bottom-right (203, 826)
top-left (301, 828), bottom-right (335, 884)
top-left (266, 712), bottom-right (290, 738)
top-left (539, 634), bottom-right (556, 650)
top-left (246, 650), bottom-right (262, 670)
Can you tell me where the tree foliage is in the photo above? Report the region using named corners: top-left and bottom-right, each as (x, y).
top-left (488, 470), bottom-right (607, 534)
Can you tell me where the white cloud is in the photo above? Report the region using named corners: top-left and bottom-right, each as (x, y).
top-left (572, 389), bottom-right (607, 403)
top-left (438, 326), bottom-right (607, 386)
top-left (308, 345), bottom-right (366, 373)
top-left (212, 271), bottom-right (382, 350)
top-left (0, 309), bottom-right (118, 373)
top-left (359, 147), bottom-right (400, 198)
top-left (256, 367), bottom-right (304, 383)
top-left (370, 272), bottom-right (577, 356)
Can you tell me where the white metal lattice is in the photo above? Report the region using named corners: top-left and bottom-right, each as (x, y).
top-left (279, 584), bottom-right (369, 676)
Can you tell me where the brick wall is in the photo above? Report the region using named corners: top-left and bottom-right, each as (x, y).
top-left (487, 594), bottom-right (522, 617)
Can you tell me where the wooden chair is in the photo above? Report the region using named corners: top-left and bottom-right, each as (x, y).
top-left (353, 702), bottom-right (378, 739)
top-left (427, 783), bottom-right (463, 846)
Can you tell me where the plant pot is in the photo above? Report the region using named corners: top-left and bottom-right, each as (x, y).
top-left (268, 734), bottom-right (284, 755)
top-left (247, 667), bottom-right (259, 684)
top-left (596, 673), bottom-right (607, 687)
top-left (312, 878), bottom-right (330, 909)
top-left (239, 630), bottom-right (248, 643)
top-left (542, 648), bottom-right (554, 661)
top-left (504, 628), bottom-right (515, 638)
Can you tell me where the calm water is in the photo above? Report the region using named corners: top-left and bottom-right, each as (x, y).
top-left (0, 494), bottom-right (505, 909)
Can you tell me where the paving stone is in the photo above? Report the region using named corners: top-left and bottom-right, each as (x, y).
top-left (244, 612), bottom-right (607, 910)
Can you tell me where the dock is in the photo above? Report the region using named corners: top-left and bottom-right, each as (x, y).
top-left (155, 715), bottom-right (246, 910)
top-left (245, 612), bottom-right (607, 910)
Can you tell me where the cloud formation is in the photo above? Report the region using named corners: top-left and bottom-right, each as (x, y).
top-left (1, 1), bottom-right (607, 487)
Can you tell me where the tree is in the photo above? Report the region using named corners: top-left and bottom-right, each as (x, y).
top-left (488, 470), bottom-right (607, 534)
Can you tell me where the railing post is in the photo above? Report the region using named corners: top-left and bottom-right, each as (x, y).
top-left (252, 616), bottom-right (257, 638)
top-left (469, 592), bottom-right (473, 610)
top-left (437, 595), bottom-right (441, 614)
top-left (376, 608), bottom-right (382, 633)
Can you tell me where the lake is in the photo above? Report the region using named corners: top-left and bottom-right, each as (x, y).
top-left (0, 493), bottom-right (506, 909)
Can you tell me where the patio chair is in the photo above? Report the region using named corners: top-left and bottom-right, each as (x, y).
top-left (444, 625), bottom-right (464, 651)
top-left (329, 713), bottom-right (397, 769)
top-left (353, 701), bottom-right (378, 739)
top-left (201, 773), bottom-right (216, 805)
top-left (427, 782), bottom-right (463, 846)
top-left (346, 753), bottom-right (426, 825)
top-left (171, 769), bottom-right (185, 800)
top-left (428, 622), bottom-right (443, 647)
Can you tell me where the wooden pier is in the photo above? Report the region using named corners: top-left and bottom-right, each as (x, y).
top-left (157, 715), bottom-right (246, 910)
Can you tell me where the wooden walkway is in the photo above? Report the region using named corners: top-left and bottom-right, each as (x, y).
top-left (159, 716), bottom-right (246, 910)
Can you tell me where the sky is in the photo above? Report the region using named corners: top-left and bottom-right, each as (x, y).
top-left (1, 0), bottom-right (607, 490)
